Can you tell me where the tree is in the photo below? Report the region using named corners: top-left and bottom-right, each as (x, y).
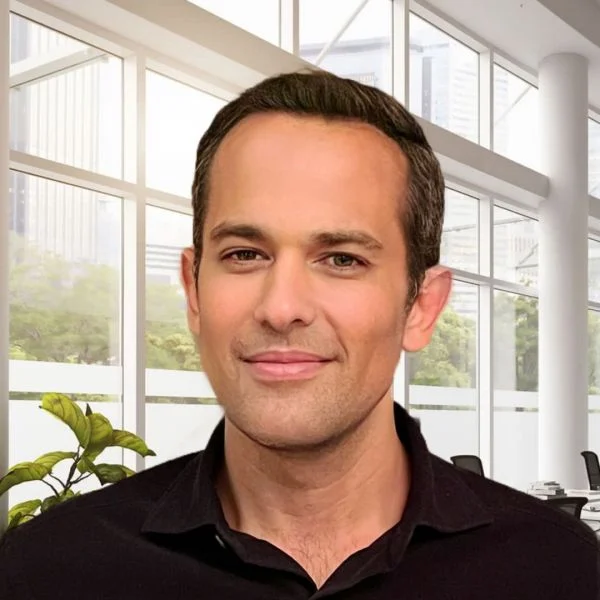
top-left (9, 238), bottom-right (200, 375)
top-left (494, 292), bottom-right (538, 392)
top-left (409, 306), bottom-right (476, 388)
top-left (588, 311), bottom-right (600, 394)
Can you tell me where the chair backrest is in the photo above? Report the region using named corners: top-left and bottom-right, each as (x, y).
top-left (581, 451), bottom-right (600, 490)
top-left (450, 455), bottom-right (484, 476)
top-left (545, 496), bottom-right (588, 519)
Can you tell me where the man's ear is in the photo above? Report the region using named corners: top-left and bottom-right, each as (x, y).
top-left (402, 266), bottom-right (452, 353)
top-left (180, 247), bottom-right (200, 336)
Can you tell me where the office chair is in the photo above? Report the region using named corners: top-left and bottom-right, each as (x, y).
top-left (545, 496), bottom-right (588, 519)
top-left (581, 451), bottom-right (600, 490)
top-left (450, 455), bottom-right (484, 476)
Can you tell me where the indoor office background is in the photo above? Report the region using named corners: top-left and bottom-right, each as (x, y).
top-left (1, 0), bottom-right (600, 516)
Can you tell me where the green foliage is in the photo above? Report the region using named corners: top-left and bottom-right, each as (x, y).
top-left (588, 311), bottom-right (600, 395)
top-left (1, 393), bottom-right (156, 530)
top-left (410, 306), bottom-right (476, 387)
top-left (411, 293), bottom-right (600, 395)
top-left (9, 242), bottom-right (200, 373)
top-left (494, 292), bottom-right (539, 392)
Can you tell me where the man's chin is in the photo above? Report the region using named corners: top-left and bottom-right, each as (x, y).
top-left (228, 416), bottom-right (348, 455)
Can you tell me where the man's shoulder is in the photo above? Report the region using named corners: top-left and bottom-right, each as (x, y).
top-left (0, 451), bottom-right (198, 553)
top-left (433, 455), bottom-right (599, 552)
top-left (0, 452), bottom-right (202, 598)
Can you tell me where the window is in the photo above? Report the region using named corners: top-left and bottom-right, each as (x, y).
top-left (493, 291), bottom-right (538, 490)
top-left (145, 206), bottom-right (220, 466)
top-left (146, 206), bottom-right (197, 373)
top-left (187, 0), bottom-right (280, 46)
top-left (590, 239), bottom-right (600, 303)
top-left (409, 14), bottom-right (479, 143)
top-left (589, 119), bottom-right (600, 198)
top-left (146, 72), bottom-right (226, 197)
top-left (494, 206), bottom-right (538, 288)
top-left (9, 14), bottom-right (123, 178)
top-left (441, 189), bottom-right (478, 273)
top-left (408, 281), bottom-right (478, 459)
top-left (589, 310), bottom-right (600, 452)
top-left (299, 0), bottom-right (392, 93)
top-left (493, 65), bottom-right (540, 171)
top-left (8, 171), bottom-right (122, 506)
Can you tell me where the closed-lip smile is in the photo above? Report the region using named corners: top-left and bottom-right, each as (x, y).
top-left (242, 350), bottom-right (333, 381)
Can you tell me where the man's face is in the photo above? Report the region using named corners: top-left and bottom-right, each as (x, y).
top-left (182, 113), bottom-right (450, 450)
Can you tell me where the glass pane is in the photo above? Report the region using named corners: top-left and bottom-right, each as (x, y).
top-left (589, 119), bottom-right (600, 198)
top-left (8, 171), bottom-right (123, 508)
top-left (9, 14), bottom-right (123, 178)
top-left (146, 72), bottom-right (226, 197)
top-left (493, 65), bottom-right (540, 171)
top-left (9, 171), bottom-right (122, 364)
top-left (589, 239), bottom-right (600, 303)
top-left (409, 13), bottom-right (479, 143)
top-left (493, 291), bottom-right (538, 491)
top-left (146, 206), bottom-right (197, 371)
top-left (589, 311), bottom-right (600, 452)
top-left (145, 206), bottom-right (220, 466)
top-left (187, 0), bottom-right (280, 46)
top-left (441, 189), bottom-right (478, 273)
top-left (299, 0), bottom-right (392, 93)
top-left (408, 281), bottom-right (478, 459)
top-left (493, 206), bottom-right (538, 288)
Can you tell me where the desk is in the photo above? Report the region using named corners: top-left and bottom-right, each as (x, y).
top-left (565, 490), bottom-right (600, 521)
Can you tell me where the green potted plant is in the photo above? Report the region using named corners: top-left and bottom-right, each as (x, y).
top-left (0, 392), bottom-right (156, 530)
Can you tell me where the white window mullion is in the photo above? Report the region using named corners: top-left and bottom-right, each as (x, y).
top-left (478, 195), bottom-right (493, 475)
top-left (392, 0), bottom-right (409, 106)
top-left (122, 54), bottom-right (147, 472)
top-left (0, 0), bottom-right (10, 534)
top-left (479, 48), bottom-right (494, 150)
top-left (280, 0), bottom-right (299, 55)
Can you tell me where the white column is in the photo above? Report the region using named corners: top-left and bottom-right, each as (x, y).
top-left (538, 53), bottom-right (589, 489)
top-left (0, 0), bottom-right (10, 534)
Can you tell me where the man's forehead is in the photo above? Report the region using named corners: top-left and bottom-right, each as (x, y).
top-left (212, 111), bottom-right (408, 168)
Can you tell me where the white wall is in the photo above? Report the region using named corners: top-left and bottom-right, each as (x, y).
top-left (8, 391), bottom-right (599, 509)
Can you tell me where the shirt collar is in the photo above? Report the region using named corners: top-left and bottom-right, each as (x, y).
top-left (142, 403), bottom-right (493, 538)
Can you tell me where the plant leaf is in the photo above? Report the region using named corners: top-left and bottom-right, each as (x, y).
top-left (110, 430), bottom-right (156, 457)
top-left (76, 456), bottom-right (105, 478)
top-left (33, 451), bottom-right (77, 472)
top-left (8, 499), bottom-right (42, 522)
top-left (7, 511), bottom-right (35, 531)
top-left (82, 413), bottom-right (113, 459)
top-left (0, 463), bottom-right (49, 496)
top-left (40, 495), bottom-right (60, 513)
top-left (40, 393), bottom-right (91, 447)
top-left (41, 489), bottom-right (76, 513)
top-left (93, 463), bottom-right (135, 485)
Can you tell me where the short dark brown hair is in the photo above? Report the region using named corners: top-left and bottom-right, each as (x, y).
top-left (191, 70), bottom-right (444, 303)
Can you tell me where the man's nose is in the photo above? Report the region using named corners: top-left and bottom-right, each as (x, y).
top-left (252, 257), bottom-right (317, 333)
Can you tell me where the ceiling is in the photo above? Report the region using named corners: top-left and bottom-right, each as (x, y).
top-left (423, 0), bottom-right (600, 110)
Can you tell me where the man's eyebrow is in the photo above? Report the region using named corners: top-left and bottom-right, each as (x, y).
top-left (208, 222), bottom-right (270, 244)
top-left (310, 230), bottom-right (384, 251)
top-left (208, 223), bottom-right (383, 251)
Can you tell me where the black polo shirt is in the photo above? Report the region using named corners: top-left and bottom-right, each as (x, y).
top-left (0, 403), bottom-right (598, 599)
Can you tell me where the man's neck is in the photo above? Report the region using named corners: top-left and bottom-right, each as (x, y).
top-left (216, 399), bottom-right (411, 588)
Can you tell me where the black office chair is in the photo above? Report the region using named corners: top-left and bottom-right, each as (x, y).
top-left (581, 451), bottom-right (600, 490)
top-left (450, 455), bottom-right (484, 476)
top-left (545, 496), bottom-right (588, 519)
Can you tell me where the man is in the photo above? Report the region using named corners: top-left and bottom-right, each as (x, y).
top-left (0, 70), bottom-right (598, 599)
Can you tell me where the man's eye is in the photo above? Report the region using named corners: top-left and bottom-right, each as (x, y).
top-left (325, 254), bottom-right (364, 269)
top-left (224, 250), bottom-right (263, 262)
